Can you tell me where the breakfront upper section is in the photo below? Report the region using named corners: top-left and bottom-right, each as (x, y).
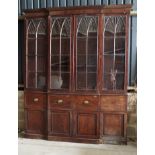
top-left (24, 5), bottom-right (131, 93)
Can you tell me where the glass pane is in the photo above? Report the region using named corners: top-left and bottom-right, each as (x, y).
top-left (37, 38), bottom-right (47, 55)
top-left (103, 16), bottom-right (126, 91)
top-left (104, 55), bottom-right (114, 73)
top-left (28, 39), bottom-right (35, 55)
top-left (77, 38), bottom-right (86, 54)
top-left (51, 72), bottom-right (61, 89)
top-left (26, 18), bottom-right (47, 89)
top-left (88, 37), bottom-right (97, 54)
top-left (28, 56), bottom-right (35, 72)
top-left (50, 17), bottom-right (71, 90)
top-left (51, 38), bottom-right (59, 54)
top-left (61, 72), bottom-right (70, 89)
top-left (77, 72), bottom-right (86, 89)
top-left (115, 37), bottom-right (125, 54)
top-left (104, 38), bottom-right (114, 53)
top-left (115, 55), bottom-right (125, 73)
top-left (76, 16), bottom-right (98, 90)
top-left (27, 72), bottom-right (35, 88)
top-left (87, 73), bottom-right (97, 90)
top-left (37, 56), bottom-right (46, 72)
top-left (37, 73), bottom-right (46, 89)
top-left (51, 55), bottom-right (59, 71)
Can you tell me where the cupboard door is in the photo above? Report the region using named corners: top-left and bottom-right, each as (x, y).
top-left (25, 109), bottom-right (46, 135)
top-left (26, 18), bottom-right (47, 89)
top-left (103, 16), bottom-right (126, 91)
top-left (102, 113), bottom-right (124, 137)
top-left (50, 17), bottom-right (71, 90)
top-left (48, 110), bottom-right (71, 136)
top-left (75, 16), bottom-right (98, 91)
top-left (74, 112), bottom-right (99, 138)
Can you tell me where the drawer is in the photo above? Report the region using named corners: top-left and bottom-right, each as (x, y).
top-left (48, 95), bottom-right (72, 109)
top-left (25, 93), bottom-right (46, 109)
top-left (100, 96), bottom-right (126, 112)
top-left (74, 95), bottom-right (99, 111)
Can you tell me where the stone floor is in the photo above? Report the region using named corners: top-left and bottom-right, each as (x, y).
top-left (18, 138), bottom-right (137, 155)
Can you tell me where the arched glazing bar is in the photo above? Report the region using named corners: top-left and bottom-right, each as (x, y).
top-left (50, 17), bottom-right (71, 89)
top-left (76, 16), bottom-right (98, 90)
top-left (26, 18), bottom-right (47, 89)
top-left (103, 16), bottom-right (126, 91)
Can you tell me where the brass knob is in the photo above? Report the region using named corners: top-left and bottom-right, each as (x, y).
top-left (83, 100), bottom-right (89, 105)
top-left (57, 99), bottom-right (63, 104)
top-left (33, 98), bottom-right (39, 102)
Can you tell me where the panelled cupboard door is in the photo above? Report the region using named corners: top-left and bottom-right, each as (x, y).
top-left (101, 113), bottom-right (125, 137)
top-left (25, 109), bottom-right (46, 135)
top-left (26, 17), bottom-right (48, 90)
top-left (74, 112), bottom-right (99, 138)
top-left (48, 110), bottom-right (72, 136)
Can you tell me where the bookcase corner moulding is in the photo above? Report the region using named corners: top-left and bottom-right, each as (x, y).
top-left (24, 4), bottom-right (132, 144)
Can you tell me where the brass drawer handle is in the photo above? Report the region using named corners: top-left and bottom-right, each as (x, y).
top-left (83, 100), bottom-right (89, 105)
top-left (57, 99), bottom-right (63, 104)
top-left (33, 98), bottom-right (39, 102)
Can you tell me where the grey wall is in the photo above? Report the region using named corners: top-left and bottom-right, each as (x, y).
top-left (18, 0), bottom-right (137, 86)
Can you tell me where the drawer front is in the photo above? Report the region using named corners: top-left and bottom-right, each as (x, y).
top-left (48, 95), bottom-right (72, 109)
top-left (74, 96), bottom-right (99, 111)
top-left (100, 96), bottom-right (126, 112)
top-left (25, 93), bottom-right (46, 109)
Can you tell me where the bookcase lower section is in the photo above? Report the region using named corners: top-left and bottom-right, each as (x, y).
top-left (24, 92), bottom-right (127, 144)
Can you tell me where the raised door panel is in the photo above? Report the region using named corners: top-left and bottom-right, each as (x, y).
top-left (25, 109), bottom-right (46, 135)
top-left (49, 110), bottom-right (71, 136)
top-left (75, 112), bottom-right (99, 138)
top-left (102, 113), bottom-right (124, 136)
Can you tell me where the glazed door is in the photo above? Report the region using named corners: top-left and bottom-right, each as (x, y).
top-left (103, 16), bottom-right (127, 92)
top-left (75, 15), bottom-right (98, 91)
top-left (26, 18), bottom-right (47, 89)
top-left (100, 113), bottom-right (127, 143)
top-left (50, 17), bottom-right (72, 90)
